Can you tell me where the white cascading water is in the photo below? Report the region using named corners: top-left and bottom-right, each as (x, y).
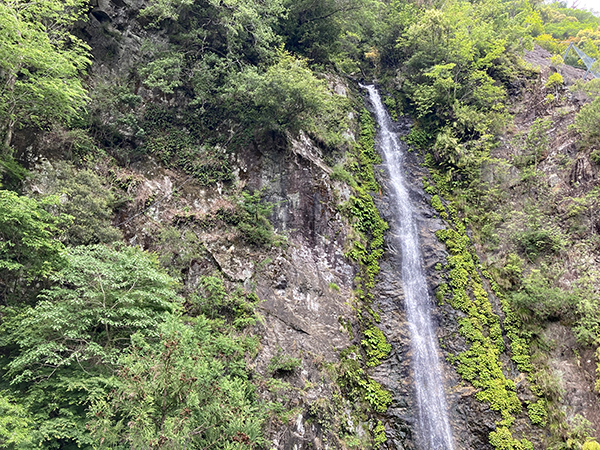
top-left (364, 85), bottom-right (454, 450)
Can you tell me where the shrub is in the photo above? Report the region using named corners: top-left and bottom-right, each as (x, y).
top-left (238, 189), bottom-right (275, 248)
top-left (510, 270), bottom-right (579, 321)
top-left (30, 161), bottom-right (122, 246)
top-left (575, 97), bottom-right (600, 149)
top-left (144, 132), bottom-right (233, 186)
top-left (330, 164), bottom-right (356, 187)
top-left (545, 72), bottom-right (564, 90)
top-left (268, 348), bottom-right (301, 374)
top-left (191, 276), bottom-right (259, 328)
top-left (516, 228), bottom-right (562, 259)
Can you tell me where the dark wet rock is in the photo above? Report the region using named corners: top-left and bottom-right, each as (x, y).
top-left (569, 155), bottom-right (595, 186)
top-left (369, 113), bottom-right (498, 450)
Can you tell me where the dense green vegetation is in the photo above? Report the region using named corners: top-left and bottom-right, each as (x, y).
top-left (0, 0), bottom-right (90, 151)
top-left (384, 1), bottom-right (600, 449)
top-left (1, 0), bottom-right (600, 448)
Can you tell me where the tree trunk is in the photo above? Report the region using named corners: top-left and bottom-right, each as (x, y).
top-left (3, 122), bottom-right (14, 151)
top-left (2, 73), bottom-right (17, 153)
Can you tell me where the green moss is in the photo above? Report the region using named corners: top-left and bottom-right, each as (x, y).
top-left (422, 178), bottom-right (437, 195)
top-left (489, 426), bottom-right (534, 450)
top-left (333, 108), bottom-right (393, 444)
top-left (329, 282), bottom-right (341, 292)
top-left (527, 399), bottom-right (548, 427)
top-left (337, 347), bottom-right (392, 413)
top-left (431, 194), bottom-right (448, 219)
top-left (346, 108), bottom-right (380, 192)
top-left (361, 326), bottom-right (392, 367)
top-left (341, 109), bottom-right (389, 313)
top-left (373, 420), bottom-right (386, 446)
top-left (433, 195), bottom-right (542, 449)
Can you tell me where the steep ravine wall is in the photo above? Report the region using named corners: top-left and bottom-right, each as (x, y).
top-left (368, 114), bottom-right (500, 450)
top-left (14, 1), bottom-right (600, 447)
top-left (65, 1), bottom-right (501, 447)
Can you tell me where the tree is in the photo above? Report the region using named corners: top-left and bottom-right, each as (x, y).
top-left (5, 244), bottom-right (181, 384)
top-left (0, 244), bottom-right (182, 447)
top-left (89, 316), bottom-right (264, 449)
top-left (0, 190), bottom-right (70, 302)
top-left (277, 0), bottom-right (345, 62)
top-left (0, 0), bottom-right (90, 151)
top-left (229, 50), bottom-right (350, 143)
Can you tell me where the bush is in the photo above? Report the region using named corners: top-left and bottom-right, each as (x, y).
top-left (575, 97), bottom-right (600, 149)
top-left (144, 132), bottom-right (233, 186)
top-left (527, 399), bottom-right (548, 426)
top-left (268, 348), bottom-right (301, 374)
top-left (510, 270), bottom-right (579, 321)
top-left (238, 189), bottom-right (276, 248)
top-left (545, 72), bottom-right (564, 90)
top-left (232, 50), bottom-right (349, 145)
top-left (330, 164), bottom-right (356, 187)
top-left (516, 228), bottom-right (562, 259)
top-left (190, 276), bottom-right (259, 328)
top-left (29, 161), bottom-right (122, 245)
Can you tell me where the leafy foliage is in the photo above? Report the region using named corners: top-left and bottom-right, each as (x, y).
top-left (136, 0), bottom-right (348, 146)
top-left (231, 50), bottom-right (350, 142)
top-left (361, 326), bottom-right (391, 367)
top-left (277, 0), bottom-right (369, 64)
top-left (89, 316), bottom-right (263, 450)
top-left (0, 244), bottom-right (183, 447)
top-left (4, 0), bottom-right (600, 447)
top-left (0, 241), bottom-right (266, 448)
top-left (0, 190), bottom-right (69, 301)
top-left (575, 96), bottom-right (600, 150)
top-left (268, 348), bottom-right (301, 374)
top-left (395, 1), bottom-right (518, 137)
top-left (0, 0), bottom-right (90, 149)
top-left (190, 275), bottom-right (260, 329)
top-left (336, 348), bottom-right (392, 413)
top-left (0, 392), bottom-right (32, 448)
top-left (29, 161), bottom-right (122, 245)
top-left (5, 244), bottom-right (180, 384)
top-left (143, 131), bottom-right (233, 186)
top-left (534, 4), bottom-right (600, 68)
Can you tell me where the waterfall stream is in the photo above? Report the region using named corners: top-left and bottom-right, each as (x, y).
top-left (364, 85), bottom-right (454, 450)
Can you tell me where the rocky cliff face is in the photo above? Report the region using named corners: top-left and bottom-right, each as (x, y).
top-left (14, 2), bottom-right (600, 448)
top-left (370, 116), bottom-right (503, 450)
top-left (486, 46), bottom-right (600, 438)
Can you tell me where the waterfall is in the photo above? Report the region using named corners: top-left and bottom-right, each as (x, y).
top-left (364, 85), bottom-right (454, 450)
